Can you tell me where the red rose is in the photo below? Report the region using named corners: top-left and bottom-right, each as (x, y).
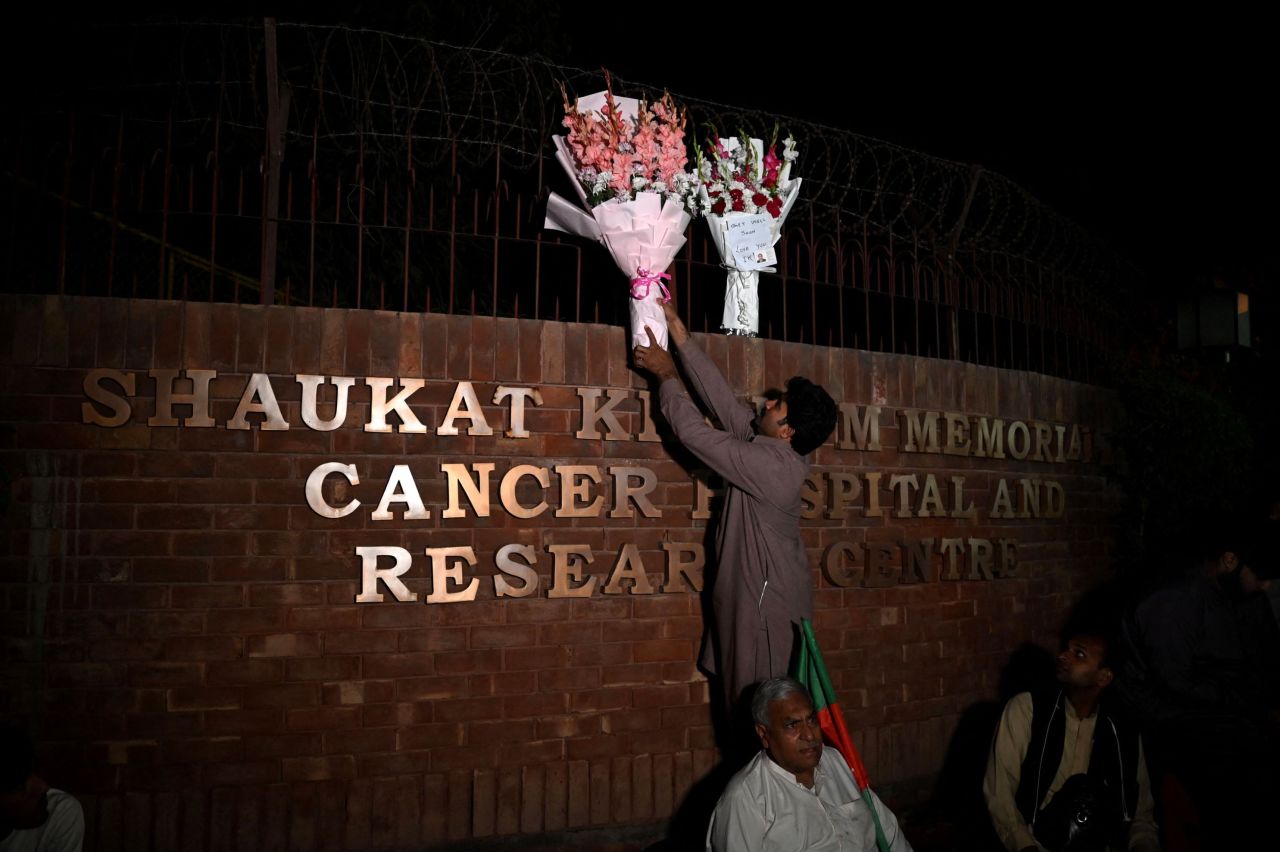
top-left (711, 198), bottom-right (727, 215)
top-left (729, 188), bottom-right (743, 200)
top-left (767, 198), bottom-right (783, 217)
top-left (752, 192), bottom-right (768, 207)
top-left (732, 197), bottom-right (745, 212)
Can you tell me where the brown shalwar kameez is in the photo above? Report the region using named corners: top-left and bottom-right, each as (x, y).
top-left (658, 336), bottom-right (813, 704)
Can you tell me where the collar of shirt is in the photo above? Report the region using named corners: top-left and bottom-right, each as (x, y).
top-left (1062, 698), bottom-right (1098, 722)
top-left (763, 751), bottom-right (825, 794)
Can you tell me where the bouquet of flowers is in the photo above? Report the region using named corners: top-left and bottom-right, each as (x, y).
top-left (544, 78), bottom-right (699, 349)
top-left (694, 131), bottom-right (801, 336)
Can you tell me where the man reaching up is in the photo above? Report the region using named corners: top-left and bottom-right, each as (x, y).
top-left (633, 301), bottom-right (837, 706)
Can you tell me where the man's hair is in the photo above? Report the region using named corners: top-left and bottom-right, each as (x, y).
top-left (784, 377), bottom-right (837, 457)
top-left (0, 723), bottom-right (35, 792)
top-left (750, 677), bottom-right (813, 727)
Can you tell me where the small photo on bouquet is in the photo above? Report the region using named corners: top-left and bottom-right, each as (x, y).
top-left (695, 131), bottom-right (802, 337)
top-left (726, 215), bottom-right (777, 272)
top-left (543, 75), bottom-right (701, 349)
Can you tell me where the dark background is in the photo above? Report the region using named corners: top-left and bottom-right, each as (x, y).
top-left (12, 3), bottom-right (1272, 279)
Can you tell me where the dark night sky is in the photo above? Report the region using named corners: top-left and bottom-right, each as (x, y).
top-left (8, 3), bottom-right (1276, 284)
top-left (570, 15), bottom-right (1275, 283)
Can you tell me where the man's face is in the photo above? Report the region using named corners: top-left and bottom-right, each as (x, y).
top-left (756, 693), bottom-right (823, 778)
top-left (0, 774), bottom-right (50, 831)
top-left (1055, 636), bottom-right (1113, 691)
top-left (1208, 550), bottom-right (1239, 578)
top-left (756, 395), bottom-right (792, 443)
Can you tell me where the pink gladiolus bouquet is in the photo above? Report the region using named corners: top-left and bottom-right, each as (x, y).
top-left (545, 79), bottom-right (699, 349)
top-left (694, 131), bottom-right (801, 336)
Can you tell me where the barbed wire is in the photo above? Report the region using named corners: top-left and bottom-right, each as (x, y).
top-left (56, 19), bottom-right (1132, 293)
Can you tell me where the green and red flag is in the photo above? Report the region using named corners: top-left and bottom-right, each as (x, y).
top-left (795, 618), bottom-right (890, 852)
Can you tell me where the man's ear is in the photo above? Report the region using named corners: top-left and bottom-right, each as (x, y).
top-left (779, 424), bottom-right (795, 443)
top-left (755, 723), bottom-right (770, 750)
top-left (1097, 667), bottom-right (1115, 689)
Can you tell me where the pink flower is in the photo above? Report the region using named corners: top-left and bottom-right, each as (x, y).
top-left (764, 145), bottom-right (781, 176)
top-left (557, 77), bottom-right (693, 207)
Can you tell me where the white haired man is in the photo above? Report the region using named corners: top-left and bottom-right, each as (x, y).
top-left (706, 677), bottom-right (912, 852)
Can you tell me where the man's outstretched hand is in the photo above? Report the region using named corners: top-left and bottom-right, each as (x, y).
top-left (633, 326), bottom-right (678, 381)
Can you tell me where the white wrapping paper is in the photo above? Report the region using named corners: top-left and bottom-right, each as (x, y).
top-left (699, 137), bottom-right (802, 336)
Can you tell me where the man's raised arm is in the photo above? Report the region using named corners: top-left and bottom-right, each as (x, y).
top-left (633, 325), bottom-right (787, 502)
top-left (658, 301), bottom-right (755, 440)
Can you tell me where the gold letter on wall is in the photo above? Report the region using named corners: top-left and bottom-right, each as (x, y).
top-left (148, 369), bottom-right (215, 427)
top-left (355, 546), bottom-right (417, 603)
top-left (425, 546), bottom-right (480, 603)
top-left (83, 369), bottom-right (136, 427)
top-left (547, 544), bottom-right (597, 598)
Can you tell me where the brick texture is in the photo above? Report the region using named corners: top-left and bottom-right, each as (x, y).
top-left (0, 295), bottom-right (1121, 848)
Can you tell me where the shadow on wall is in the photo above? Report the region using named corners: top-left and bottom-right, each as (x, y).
top-left (910, 584), bottom-right (1137, 850)
top-left (631, 370), bottom-right (747, 852)
top-left (650, 669), bottom-right (806, 851)
top-left (919, 642), bottom-right (1057, 852)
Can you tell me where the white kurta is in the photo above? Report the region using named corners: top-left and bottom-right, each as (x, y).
top-left (0, 789), bottom-right (83, 852)
top-left (707, 749), bottom-right (913, 852)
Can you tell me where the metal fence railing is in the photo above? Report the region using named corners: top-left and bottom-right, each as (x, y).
top-left (1, 20), bottom-right (1130, 383)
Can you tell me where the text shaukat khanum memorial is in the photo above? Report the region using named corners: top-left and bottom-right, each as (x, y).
top-left (81, 368), bottom-right (1096, 602)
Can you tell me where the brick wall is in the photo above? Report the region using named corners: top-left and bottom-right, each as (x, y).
top-left (0, 294), bottom-right (1121, 849)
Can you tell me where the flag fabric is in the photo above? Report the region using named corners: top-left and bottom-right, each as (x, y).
top-left (795, 618), bottom-right (891, 852)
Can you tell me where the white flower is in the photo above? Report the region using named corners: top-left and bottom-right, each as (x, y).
top-left (783, 136), bottom-right (798, 161)
top-left (728, 180), bottom-right (745, 192)
top-left (593, 172), bottom-right (614, 194)
top-left (632, 175), bottom-right (649, 191)
top-left (651, 180), bottom-right (667, 194)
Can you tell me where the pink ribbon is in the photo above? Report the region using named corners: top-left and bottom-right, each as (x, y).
top-left (629, 268), bottom-right (672, 302)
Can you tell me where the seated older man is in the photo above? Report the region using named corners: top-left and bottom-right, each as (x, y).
top-left (707, 677), bottom-right (912, 852)
top-left (1, 724), bottom-right (83, 852)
